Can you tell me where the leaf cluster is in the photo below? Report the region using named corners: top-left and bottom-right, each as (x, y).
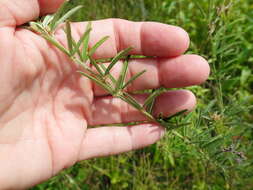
top-left (29, 0), bottom-right (186, 129)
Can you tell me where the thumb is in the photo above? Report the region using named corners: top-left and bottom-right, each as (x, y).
top-left (0, 0), bottom-right (65, 27)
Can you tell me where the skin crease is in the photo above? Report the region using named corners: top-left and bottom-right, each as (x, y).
top-left (0, 0), bottom-right (210, 189)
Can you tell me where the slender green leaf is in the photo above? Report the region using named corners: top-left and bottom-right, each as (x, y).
top-left (69, 22), bottom-right (92, 60)
top-left (201, 135), bottom-right (223, 148)
top-left (119, 92), bottom-right (154, 121)
top-left (122, 70), bottom-right (146, 90)
top-left (100, 64), bottom-right (117, 85)
top-left (146, 97), bottom-right (155, 114)
top-left (41, 34), bottom-right (70, 55)
top-left (63, 27), bottom-right (79, 55)
top-left (73, 58), bottom-right (99, 77)
top-left (78, 71), bottom-right (113, 93)
top-left (121, 92), bottom-right (143, 110)
top-left (80, 22), bottom-right (92, 61)
top-left (160, 109), bottom-right (188, 123)
top-left (42, 15), bottom-right (54, 28)
top-left (52, 5), bottom-right (83, 31)
top-left (115, 56), bottom-right (130, 92)
top-left (89, 56), bottom-right (104, 76)
top-left (105, 47), bottom-right (132, 76)
top-left (30, 22), bottom-right (47, 34)
top-left (49, 1), bottom-right (70, 30)
top-left (143, 88), bottom-right (167, 113)
top-left (118, 95), bottom-right (143, 112)
top-left (71, 38), bottom-right (78, 55)
top-left (30, 21), bottom-right (71, 56)
top-left (65, 21), bottom-right (73, 55)
top-left (89, 36), bottom-right (110, 57)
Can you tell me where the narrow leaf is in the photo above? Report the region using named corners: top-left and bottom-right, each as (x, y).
top-left (115, 56), bottom-right (130, 92)
top-left (80, 22), bottom-right (92, 61)
top-left (74, 58), bottom-right (99, 76)
top-left (146, 98), bottom-right (155, 114)
top-left (71, 38), bottom-right (78, 55)
top-left (122, 70), bottom-right (146, 89)
top-left (201, 135), bottom-right (223, 148)
top-left (41, 34), bottom-right (70, 55)
top-left (118, 95), bottom-right (142, 111)
top-left (65, 21), bottom-right (73, 55)
top-left (89, 36), bottom-right (110, 57)
top-left (78, 71), bottom-right (113, 93)
top-left (89, 56), bottom-right (104, 76)
top-left (119, 92), bottom-right (154, 121)
top-left (63, 27), bottom-right (78, 55)
top-left (52, 5), bottom-right (83, 31)
top-left (100, 64), bottom-right (117, 84)
top-left (105, 47), bottom-right (132, 76)
top-left (42, 15), bottom-right (54, 28)
top-left (30, 22), bottom-right (47, 34)
top-left (30, 21), bottom-right (70, 56)
top-left (49, 1), bottom-right (70, 30)
top-left (143, 88), bottom-right (167, 113)
top-left (161, 109), bottom-right (188, 123)
top-left (121, 92), bottom-right (143, 110)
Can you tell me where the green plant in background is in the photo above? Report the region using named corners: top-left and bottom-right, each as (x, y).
top-left (31, 0), bottom-right (253, 190)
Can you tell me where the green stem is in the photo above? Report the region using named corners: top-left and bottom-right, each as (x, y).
top-left (96, 55), bottom-right (155, 63)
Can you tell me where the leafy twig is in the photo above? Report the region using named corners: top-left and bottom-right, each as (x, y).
top-left (29, 1), bottom-right (187, 129)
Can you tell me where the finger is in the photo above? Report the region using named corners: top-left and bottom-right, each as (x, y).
top-left (0, 0), bottom-right (64, 27)
top-left (93, 54), bottom-right (210, 96)
top-left (88, 90), bottom-right (196, 126)
top-left (59, 19), bottom-right (189, 58)
top-left (39, 0), bottom-right (65, 15)
top-left (78, 124), bottom-right (165, 160)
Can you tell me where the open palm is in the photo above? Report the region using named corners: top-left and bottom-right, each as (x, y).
top-left (0, 0), bottom-right (210, 189)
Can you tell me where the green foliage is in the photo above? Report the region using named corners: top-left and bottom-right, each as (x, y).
top-left (31, 2), bottom-right (182, 129)
top-left (31, 0), bottom-right (253, 190)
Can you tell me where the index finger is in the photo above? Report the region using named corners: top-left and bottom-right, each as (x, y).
top-left (70, 19), bottom-right (190, 58)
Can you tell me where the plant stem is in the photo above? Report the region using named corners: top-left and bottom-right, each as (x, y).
top-left (96, 55), bottom-right (155, 63)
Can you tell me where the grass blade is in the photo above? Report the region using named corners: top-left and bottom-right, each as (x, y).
top-left (201, 135), bottom-right (223, 148)
top-left (105, 47), bottom-right (132, 76)
top-left (122, 70), bottom-right (146, 90)
top-left (89, 36), bottom-right (110, 57)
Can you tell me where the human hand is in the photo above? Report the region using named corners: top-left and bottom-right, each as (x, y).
top-left (0, 0), bottom-right (210, 189)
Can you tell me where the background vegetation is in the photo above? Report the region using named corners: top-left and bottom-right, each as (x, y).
top-left (32, 0), bottom-right (253, 189)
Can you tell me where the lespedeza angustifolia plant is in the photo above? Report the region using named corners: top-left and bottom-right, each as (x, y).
top-left (29, 0), bottom-right (187, 129)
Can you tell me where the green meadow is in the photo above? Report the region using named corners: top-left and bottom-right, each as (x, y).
top-left (32, 0), bottom-right (253, 189)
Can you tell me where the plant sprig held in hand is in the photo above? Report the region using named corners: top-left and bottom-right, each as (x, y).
top-left (29, 0), bottom-right (188, 130)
